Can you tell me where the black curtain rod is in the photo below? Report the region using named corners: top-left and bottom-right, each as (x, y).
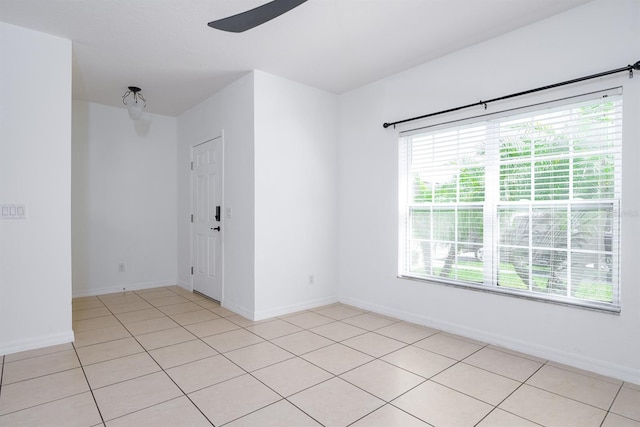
top-left (383, 60), bottom-right (640, 129)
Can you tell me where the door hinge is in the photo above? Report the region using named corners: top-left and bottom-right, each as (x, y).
top-left (190, 161), bottom-right (194, 171)
top-left (191, 266), bottom-right (194, 275)
top-left (190, 214), bottom-right (194, 223)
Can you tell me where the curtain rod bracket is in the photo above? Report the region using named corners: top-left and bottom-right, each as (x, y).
top-left (630, 61), bottom-right (640, 78)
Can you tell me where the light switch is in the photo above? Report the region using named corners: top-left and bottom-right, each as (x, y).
top-left (226, 207), bottom-right (232, 219)
top-left (1, 204), bottom-right (27, 219)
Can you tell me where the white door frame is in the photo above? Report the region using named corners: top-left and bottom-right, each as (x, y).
top-left (190, 134), bottom-right (225, 302)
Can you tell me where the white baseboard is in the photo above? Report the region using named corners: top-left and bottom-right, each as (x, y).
top-left (253, 296), bottom-right (339, 321)
top-left (0, 331), bottom-right (75, 357)
top-left (339, 295), bottom-right (640, 384)
top-left (221, 299), bottom-right (254, 320)
top-left (72, 280), bottom-right (177, 298)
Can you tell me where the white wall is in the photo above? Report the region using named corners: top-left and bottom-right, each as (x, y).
top-left (253, 71), bottom-right (339, 319)
top-left (338, 0), bottom-right (640, 383)
top-left (71, 101), bottom-right (177, 296)
top-left (177, 73), bottom-right (256, 318)
top-left (0, 23), bottom-right (73, 354)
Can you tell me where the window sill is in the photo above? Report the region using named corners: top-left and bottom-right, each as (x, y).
top-left (398, 274), bottom-right (621, 314)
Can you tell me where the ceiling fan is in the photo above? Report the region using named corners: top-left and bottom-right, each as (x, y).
top-left (208, 0), bottom-right (308, 33)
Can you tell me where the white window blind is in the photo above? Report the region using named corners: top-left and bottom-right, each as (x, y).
top-left (399, 90), bottom-right (622, 310)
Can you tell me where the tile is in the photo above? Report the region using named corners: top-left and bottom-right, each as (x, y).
top-left (381, 346), bottom-right (456, 379)
top-left (105, 396), bottom-right (211, 427)
top-left (189, 374), bottom-right (280, 426)
top-left (342, 332), bottom-right (406, 358)
top-left (611, 386), bottom-right (640, 421)
top-left (201, 329), bottom-right (265, 353)
top-left (225, 341), bottom-right (294, 372)
top-left (302, 343), bottom-right (374, 375)
top-left (342, 313), bottom-right (398, 331)
top-left (3, 343), bottom-right (73, 363)
top-left (489, 344), bottom-right (547, 364)
top-left (209, 305), bottom-right (237, 318)
top-left (0, 368), bottom-right (89, 415)
top-left (245, 319), bottom-right (303, 340)
top-left (169, 309), bottom-right (220, 326)
top-left (105, 301), bottom-right (152, 314)
top-left (500, 384), bottom-right (606, 427)
top-left (72, 298), bottom-right (105, 311)
top-left (341, 359), bottom-right (424, 401)
top-left (253, 357), bottom-right (333, 397)
top-left (198, 301), bottom-right (236, 317)
top-left (625, 382), bottom-right (640, 391)
top-left (136, 287), bottom-right (173, 294)
top-left (136, 327), bottom-right (197, 351)
top-left (226, 314), bottom-right (267, 327)
top-left (158, 302), bottom-right (204, 316)
top-left (289, 377), bottom-right (384, 427)
top-left (180, 293), bottom-right (206, 302)
top-left (2, 349), bottom-right (80, 384)
top-left (271, 330), bottom-right (333, 355)
top-left (74, 325), bottom-right (132, 348)
top-left (350, 404), bottom-right (430, 427)
top-left (309, 321), bottom-right (368, 341)
top-left (137, 289), bottom-right (177, 300)
top-left (147, 295), bottom-right (191, 307)
top-left (76, 337), bottom-right (144, 366)
top-left (414, 333), bottom-right (484, 360)
top-left (193, 299), bottom-right (222, 310)
top-left (148, 339), bottom-right (217, 369)
top-left (225, 400), bottom-right (321, 427)
top-left (166, 355), bottom-right (245, 393)
top-left (0, 392), bottom-right (101, 427)
top-left (72, 306), bottom-right (112, 321)
top-left (312, 305), bottom-right (364, 320)
top-left (99, 293), bottom-right (144, 307)
top-left (432, 362), bottom-right (520, 406)
top-left (464, 347), bottom-right (543, 382)
top-left (393, 381), bottom-right (492, 427)
top-left (167, 287), bottom-right (205, 301)
top-left (125, 317), bottom-right (180, 336)
top-left (527, 364), bottom-right (620, 409)
top-left (374, 322), bottom-right (438, 344)
top-left (84, 353), bottom-right (161, 389)
top-left (476, 409), bottom-right (540, 426)
top-left (115, 308), bottom-right (167, 324)
top-left (545, 360), bottom-right (623, 385)
top-left (602, 413), bottom-right (640, 427)
top-left (184, 318), bottom-right (240, 338)
top-left (72, 315), bottom-right (120, 332)
top-left (93, 372), bottom-right (182, 421)
top-left (280, 312), bottom-right (334, 329)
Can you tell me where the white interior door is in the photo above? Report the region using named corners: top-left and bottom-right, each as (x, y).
top-left (192, 137), bottom-right (223, 301)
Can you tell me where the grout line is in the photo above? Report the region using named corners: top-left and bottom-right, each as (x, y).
top-left (71, 342), bottom-right (106, 425)
top-left (4, 285), bottom-right (622, 427)
top-left (96, 289), bottom-right (216, 426)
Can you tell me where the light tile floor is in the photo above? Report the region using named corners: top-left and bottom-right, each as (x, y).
top-left (0, 286), bottom-right (639, 426)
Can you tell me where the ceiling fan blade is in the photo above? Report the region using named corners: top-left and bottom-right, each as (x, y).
top-left (208, 0), bottom-right (308, 33)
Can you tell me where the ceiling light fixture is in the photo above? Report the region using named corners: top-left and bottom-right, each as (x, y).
top-left (122, 86), bottom-right (146, 120)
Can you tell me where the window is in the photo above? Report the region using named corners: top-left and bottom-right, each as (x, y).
top-left (399, 90), bottom-right (622, 310)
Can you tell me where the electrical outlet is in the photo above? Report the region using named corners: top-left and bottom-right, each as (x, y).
top-left (308, 274), bottom-right (314, 285)
top-left (118, 263), bottom-right (126, 273)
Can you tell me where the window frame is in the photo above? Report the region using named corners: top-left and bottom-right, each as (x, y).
top-left (398, 88), bottom-right (622, 313)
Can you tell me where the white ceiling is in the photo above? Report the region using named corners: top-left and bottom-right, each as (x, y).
top-left (0, 0), bottom-right (593, 116)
